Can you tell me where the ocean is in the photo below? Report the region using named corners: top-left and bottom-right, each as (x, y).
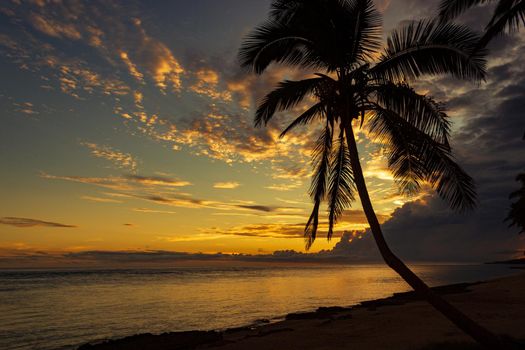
top-left (0, 264), bottom-right (519, 350)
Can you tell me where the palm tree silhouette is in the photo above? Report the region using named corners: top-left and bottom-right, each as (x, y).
top-left (439, 0), bottom-right (525, 50)
top-left (239, 0), bottom-right (508, 348)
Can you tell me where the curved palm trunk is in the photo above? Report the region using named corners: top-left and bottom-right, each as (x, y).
top-left (343, 123), bottom-right (506, 349)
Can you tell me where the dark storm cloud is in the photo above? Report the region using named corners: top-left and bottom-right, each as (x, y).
top-left (0, 217), bottom-right (77, 228)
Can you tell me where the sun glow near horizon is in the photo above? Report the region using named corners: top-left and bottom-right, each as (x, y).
top-left (0, 0), bottom-right (523, 268)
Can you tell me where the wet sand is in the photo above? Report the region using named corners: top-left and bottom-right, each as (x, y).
top-left (79, 272), bottom-right (525, 350)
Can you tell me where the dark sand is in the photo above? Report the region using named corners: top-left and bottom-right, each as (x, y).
top-left (79, 272), bottom-right (525, 350)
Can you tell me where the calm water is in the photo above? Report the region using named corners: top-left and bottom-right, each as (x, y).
top-left (0, 264), bottom-right (519, 350)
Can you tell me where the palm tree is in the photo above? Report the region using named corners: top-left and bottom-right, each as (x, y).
top-left (439, 0), bottom-right (525, 50)
top-left (506, 173), bottom-right (525, 233)
top-left (239, 0), bottom-right (508, 348)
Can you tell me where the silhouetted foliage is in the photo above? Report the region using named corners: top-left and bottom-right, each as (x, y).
top-left (506, 173), bottom-right (525, 233)
top-left (239, 1), bottom-right (508, 348)
top-left (439, 0), bottom-right (525, 50)
top-left (239, 0), bottom-right (484, 248)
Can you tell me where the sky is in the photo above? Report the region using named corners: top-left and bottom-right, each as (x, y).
top-left (0, 0), bottom-right (523, 268)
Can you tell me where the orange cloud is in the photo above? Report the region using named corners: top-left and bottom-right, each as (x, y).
top-left (190, 68), bottom-right (232, 101)
top-left (41, 172), bottom-right (192, 191)
top-left (120, 51), bottom-right (144, 82)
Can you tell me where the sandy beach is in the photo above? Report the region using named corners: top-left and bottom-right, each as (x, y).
top-left (78, 270), bottom-right (525, 350)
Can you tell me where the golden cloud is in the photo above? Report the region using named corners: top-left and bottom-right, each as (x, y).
top-left (41, 172), bottom-right (192, 191)
top-left (190, 68), bottom-right (232, 101)
top-left (120, 51), bottom-right (144, 82)
top-left (213, 182), bottom-right (240, 189)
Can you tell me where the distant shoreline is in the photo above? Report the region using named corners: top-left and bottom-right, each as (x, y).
top-left (78, 270), bottom-right (525, 350)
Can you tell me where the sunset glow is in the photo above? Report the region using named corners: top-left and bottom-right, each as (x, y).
top-left (0, 0), bottom-right (523, 268)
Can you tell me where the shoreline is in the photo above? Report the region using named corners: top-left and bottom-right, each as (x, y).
top-left (78, 271), bottom-right (525, 350)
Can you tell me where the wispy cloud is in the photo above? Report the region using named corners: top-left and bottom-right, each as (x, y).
top-left (81, 142), bottom-right (138, 172)
top-left (43, 171), bottom-right (293, 214)
top-left (265, 182), bottom-right (302, 192)
top-left (81, 196), bottom-right (123, 204)
top-left (132, 208), bottom-right (177, 214)
top-left (204, 223), bottom-right (306, 239)
top-left (213, 181), bottom-right (240, 189)
top-left (0, 217), bottom-right (77, 228)
top-left (41, 172), bottom-right (192, 191)
top-left (125, 175), bottom-right (191, 187)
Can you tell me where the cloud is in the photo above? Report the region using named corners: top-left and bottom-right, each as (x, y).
top-left (0, 242), bottom-right (380, 268)
top-left (1, 0), bottom-right (522, 266)
top-left (82, 142), bottom-right (138, 172)
top-left (41, 171), bottom-right (295, 214)
top-left (0, 0), bottom-right (184, 102)
top-left (138, 193), bottom-right (290, 213)
top-left (81, 196), bottom-right (123, 204)
top-left (235, 205), bottom-right (275, 212)
top-left (190, 68), bottom-right (232, 101)
top-left (41, 172), bottom-right (192, 191)
top-left (213, 181), bottom-right (240, 189)
top-left (0, 0), bottom-right (322, 177)
top-left (132, 208), bottom-right (177, 214)
top-left (125, 175), bottom-right (191, 187)
top-left (0, 217), bottom-right (77, 228)
top-left (119, 51), bottom-right (144, 82)
top-left (364, 196), bottom-right (525, 262)
top-left (265, 182), bottom-right (302, 191)
top-left (29, 13), bottom-right (82, 40)
top-left (205, 222), bottom-right (305, 239)
top-left (129, 18), bottom-right (185, 93)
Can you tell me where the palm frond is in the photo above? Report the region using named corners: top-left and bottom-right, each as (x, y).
top-left (245, 0), bottom-right (383, 73)
top-left (327, 128), bottom-right (355, 240)
top-left (269, 0), bottom-right (304, 22)
top-left (370, 107), bottom-right (477, 211)
top-left (506, 173), bottom-right (525, 233)
top-left (438, 0), bottom-right (492, 22)
top-left (305, 120), bottom-right (333, 249)
top-left (305, 200), bottom-right (321, 250)
top-left (369, 108), bottom-right (428, 194)
top-left (280, 102), bottom-right (325, 138)
top-left (238, 19), bottom-right (315, 74)
top-left (255, 78), bottom-right (323, 127)
top-left (490, 0), bottom-right (520, 25)
top-left (374, 82), bottom-right (451, 144)
top-left (372, 19), bottom-right (487, 82)
top-left (346, 0), bottom-right (383, 63)
top-left (478, 0), bottom-right (525, 49)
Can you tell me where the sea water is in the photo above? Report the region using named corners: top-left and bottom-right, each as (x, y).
top-left (0, 264), bottom-right (519, 350)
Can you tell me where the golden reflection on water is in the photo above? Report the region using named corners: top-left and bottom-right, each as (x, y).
top-left (0, 264), bottom-right (517, 350)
